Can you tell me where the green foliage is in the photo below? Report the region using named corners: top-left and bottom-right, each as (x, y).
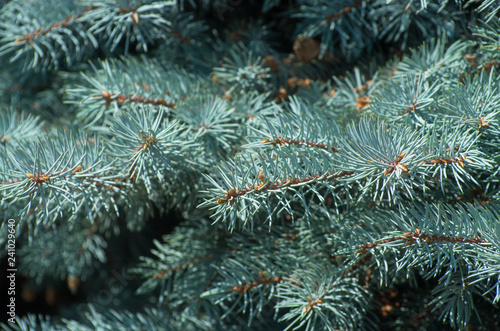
top-left (1, 0), bottom-right (500, 330)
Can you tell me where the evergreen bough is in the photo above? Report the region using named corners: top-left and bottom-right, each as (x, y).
top-left (1, 0), bottom-right (500, 330)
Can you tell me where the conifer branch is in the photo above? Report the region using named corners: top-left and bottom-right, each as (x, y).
top-left (230, 272), bottom-right (284, 295)
top-left (2, 1), bottom-right (500, 329)
top-left (13, 6), bottom-right (98, 44)
top-left (355, 228), bottom-right (490, 255)
top-left (99, 90), bottom-right (177, 108)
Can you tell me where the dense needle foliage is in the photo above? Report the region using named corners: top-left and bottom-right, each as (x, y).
top-left (1, 0), bottom-right (500, 330)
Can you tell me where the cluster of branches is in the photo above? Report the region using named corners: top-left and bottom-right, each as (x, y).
top-left (1, 0), bottom-right (500, 330)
